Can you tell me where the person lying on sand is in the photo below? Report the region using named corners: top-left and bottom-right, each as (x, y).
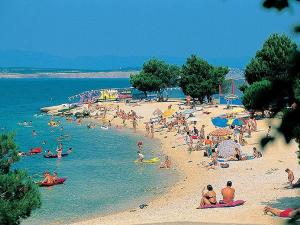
top-left (160, 156), bottom-right (171, 168)
top-left (199, 185), bottom-right (217, 208)
top-left (264, 206), bottom-right (300, 218)
top-left (229, 148), bottom-right (247, 161)
top-left (220, 181), bottom-right (235, 204)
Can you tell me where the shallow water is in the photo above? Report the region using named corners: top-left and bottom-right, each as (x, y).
top-left (0, 79), bottom-right (178, 225)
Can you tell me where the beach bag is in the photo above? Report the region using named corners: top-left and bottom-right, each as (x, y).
top-left (220, 163), bottom-right (229, 168)
top-left (203, 152), bottom-right (208, 157)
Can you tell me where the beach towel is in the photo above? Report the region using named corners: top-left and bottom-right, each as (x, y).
top-left (197, 200), bottom-right (245, 209)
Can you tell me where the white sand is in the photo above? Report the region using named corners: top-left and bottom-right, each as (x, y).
top-left (68, 101), bottom-right (299, 225)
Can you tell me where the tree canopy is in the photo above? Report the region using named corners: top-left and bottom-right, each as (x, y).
top-left (130, 59), bottom-right (180, 97)
top-left (179, 55), bottom-right (229, 103)
top-left (245, 33), bottom-right (297, 84)
top-left (0, 133), bottom-right (41, 225)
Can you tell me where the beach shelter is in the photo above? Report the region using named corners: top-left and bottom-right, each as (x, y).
top-left (211, 117), bottom-right (228, 128)
top-left (217, 139), bottom-right (242, 158)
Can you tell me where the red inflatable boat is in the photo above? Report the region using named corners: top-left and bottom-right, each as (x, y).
top-left (39, 178), bottom-right (66, 187)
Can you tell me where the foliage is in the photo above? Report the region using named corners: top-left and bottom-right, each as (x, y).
top-left (242, 80), bottom-right (273, 111)
top-left (179, 55), bottom-right (229, 103)
top-left (130, 59), bottom-right (180, 97)
top-left (0, 133), bottom-right (41, 225)
top-left (245, 33), bottom-right (297, 84)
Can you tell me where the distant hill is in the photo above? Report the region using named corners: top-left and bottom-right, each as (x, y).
top-left (0, 50), bottom-right (248, 71)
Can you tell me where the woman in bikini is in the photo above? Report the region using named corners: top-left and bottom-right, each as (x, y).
top-left (199, 185), bottom-right (217, 207)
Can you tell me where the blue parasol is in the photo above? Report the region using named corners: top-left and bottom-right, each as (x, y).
top-left (211, 117), bottom-right (228, 128)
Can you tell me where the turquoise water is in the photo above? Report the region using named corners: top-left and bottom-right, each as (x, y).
top-left (0, 79), bottom-right (177, 225)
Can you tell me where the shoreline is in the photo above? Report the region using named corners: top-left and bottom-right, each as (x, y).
top-left (43, 101), bottom-right (299, 225)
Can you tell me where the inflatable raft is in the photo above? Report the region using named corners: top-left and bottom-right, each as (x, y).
top-left (39, 178), bottom-right (66, 187)
top-left (134, 157), bottom-right (160, 164)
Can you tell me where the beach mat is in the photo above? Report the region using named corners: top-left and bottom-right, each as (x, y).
top-left (197, 200), bottom-right (245, 209)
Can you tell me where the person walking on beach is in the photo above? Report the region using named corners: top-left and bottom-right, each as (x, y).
top-left (132, 117), bottom-right (137, 132)
top-left (266, 125), bottom-right (271, 138)
top-left (220, 181), bottom-right (235, 204)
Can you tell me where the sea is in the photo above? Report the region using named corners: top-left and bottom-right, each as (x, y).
top-left (0, 78), bottom-right (178, 225)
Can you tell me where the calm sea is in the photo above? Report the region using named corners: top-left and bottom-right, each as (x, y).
top-left (0, 78), bottom-right (177, 225)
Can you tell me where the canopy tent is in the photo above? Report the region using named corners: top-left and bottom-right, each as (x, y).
top-left (217, 139), bottom-right (242, 158)
top-left (211, 117), bottom-right (228, 128)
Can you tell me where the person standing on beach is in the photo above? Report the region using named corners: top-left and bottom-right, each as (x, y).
top-left (200, 125), bottom-right (205, 140)
top-left (132, 117), bottom-right (137, 132)
top-left (266, 126), bottom-right (272, 138)
top-left (220, 181), bottom-right (235, 204)
top-left (145, 122), bottom-right (150, 137)
top-left (150, 122), bottom-right (154, 138)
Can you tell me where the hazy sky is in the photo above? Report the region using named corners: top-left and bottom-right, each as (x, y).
top-left (0, 0), bottom-right (299, 61)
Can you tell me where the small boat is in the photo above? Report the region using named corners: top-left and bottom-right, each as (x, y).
top-left (38, 178), bottom-right (66, 187)
top-left (100, 126), bottom-right (109, 130)
top-left (44, 153), bottom-right (69, 158)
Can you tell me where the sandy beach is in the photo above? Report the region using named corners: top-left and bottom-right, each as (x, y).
top-left (47, 101), bottom-right (299, 225)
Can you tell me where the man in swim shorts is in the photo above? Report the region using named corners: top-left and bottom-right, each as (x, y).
top-left (220, 181), bottom-right (235, 204)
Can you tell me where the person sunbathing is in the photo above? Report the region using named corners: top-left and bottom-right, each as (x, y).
top-left (220, 181), bottom-right (235, 204)
top-left (41, 171), bottom-right (54, 185)
top-left (199, 185), bottom-right (217, 207)
top-left (264, 206), bottom-right (300, 218)
top-left (253, 147), bottom-right (262, 158)
top-left (229, 148), bottom-right (247, 161)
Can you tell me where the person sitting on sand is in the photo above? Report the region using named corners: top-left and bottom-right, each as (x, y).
top-left (229, 148), bottom-right (247, 161)
top-left (199, 185), bottom-right (217, 207)
top-left (205, 149), bottom-right (218, 170)
top-left (41, 171), bottom-right (54, 185)
top-left (285, 168), bottom-right (295, 185)
top-left (220, 181), bottom-right (235, 204)
top-left (160, 156), bottom-right (171, 168)
top-left (264, 206), bottom-right (300, 218)
top-left (253, 147), bottom-right (262, 158)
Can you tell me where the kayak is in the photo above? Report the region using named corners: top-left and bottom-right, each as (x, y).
top-left (38, 178), bottom-right (66, 187)
top-left (44, 153), bottom-right (69, 158)
top-left (134, 157), bottom-right (160, 164)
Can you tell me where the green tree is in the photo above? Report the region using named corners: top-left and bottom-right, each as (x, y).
top-left (0, 133), bottom-right (41, 225)
top-left (130, 59), bottom-right (180, 99)
top-left (245, 33), bottom-right (297, 84)
top-left (180, 55), bottom-right (229, 103)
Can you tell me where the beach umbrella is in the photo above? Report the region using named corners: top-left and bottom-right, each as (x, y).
top-left (211, 117), bottom-right (228, 128)
top-left (217, 139), bottom-right (241, 158)
top-left (210, 128), bottom-right (233, 137)
top-left (227, 118), bottom-right (245, 126)
top-left (163, 108), bottom-right (176, 118)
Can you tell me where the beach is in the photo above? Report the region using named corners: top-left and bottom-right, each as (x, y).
top-left (45, 101), bottom-right (299, 225)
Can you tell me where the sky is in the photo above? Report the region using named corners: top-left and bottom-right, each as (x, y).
top-left (0, 0), bottom-right (299, 69)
